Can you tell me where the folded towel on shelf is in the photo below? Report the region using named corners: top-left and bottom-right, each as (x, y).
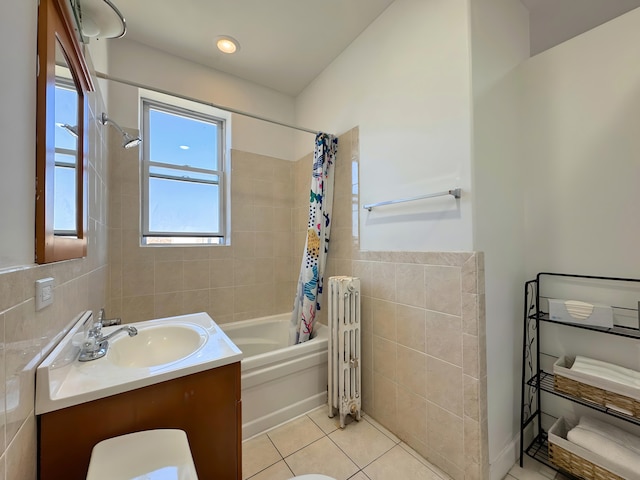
top-left (579, 416), bottom-right (640, 456)
top-left (571, 356), bottom-right (640, 389)
top-left (567, 416), bottom-right (640, 473)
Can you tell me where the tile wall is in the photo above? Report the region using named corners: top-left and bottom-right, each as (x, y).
top-left (0, 59), bottom-right (110, 479)
top-left (107, 146), bottom-right (300, 323)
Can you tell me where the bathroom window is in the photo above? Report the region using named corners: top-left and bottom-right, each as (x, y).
top-left (141, 98), bottom-right (229, 245)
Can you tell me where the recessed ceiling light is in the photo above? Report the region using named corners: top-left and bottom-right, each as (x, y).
top-left (216, 36), bottom-right (239, 54)
top-left (179, 145), bottom-right (190, 150)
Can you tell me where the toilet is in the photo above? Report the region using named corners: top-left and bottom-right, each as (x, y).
top-left (86, 429), bottom-right (198, 480)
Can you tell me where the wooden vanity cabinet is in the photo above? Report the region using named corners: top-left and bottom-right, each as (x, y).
top-left (38, 362), bottom-right (242, 480)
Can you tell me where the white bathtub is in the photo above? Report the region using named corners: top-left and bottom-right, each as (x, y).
top-left (220, 313), bottom-right (328, 439)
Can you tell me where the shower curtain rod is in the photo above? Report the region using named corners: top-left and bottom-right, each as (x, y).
top-left (95, 72), bottom-right (326, 135)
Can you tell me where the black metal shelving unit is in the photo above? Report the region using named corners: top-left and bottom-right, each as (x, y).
top-left (519, 272), bottom-right (640, 478)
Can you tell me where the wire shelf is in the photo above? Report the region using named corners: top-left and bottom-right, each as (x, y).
top-left (537, 314), bottom-right (640, 340)
top-left (525, 435), bottom-right (581, 480)
top-left (529, 371), bottom-right (640, 426)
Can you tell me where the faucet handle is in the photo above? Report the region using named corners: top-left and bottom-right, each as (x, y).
top-left (88, 321), bottom-right (103, 338)
top-left (97, 308), bottom-right (106, 323)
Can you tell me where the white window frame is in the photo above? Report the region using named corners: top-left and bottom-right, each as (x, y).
top-left (139, 90), bottom-right (232, 245)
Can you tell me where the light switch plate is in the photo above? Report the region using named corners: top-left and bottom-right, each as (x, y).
top-left (35, 277), bottom-right (55, 310)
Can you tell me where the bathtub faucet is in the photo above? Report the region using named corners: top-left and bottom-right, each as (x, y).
top-left (79, 320), bottom-right (138, 362)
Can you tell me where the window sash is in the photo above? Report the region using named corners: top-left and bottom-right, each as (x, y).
top-left (141, 99), bottom-right (226, 240)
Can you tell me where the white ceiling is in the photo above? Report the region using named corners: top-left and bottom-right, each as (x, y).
top-left (114, 0), bottom-right (395, 96)
top-left (111, 0), bottom-right (640, 96)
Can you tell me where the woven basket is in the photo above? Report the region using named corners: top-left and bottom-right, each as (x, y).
top-left (548, 417), bottom-right (635, 480)
top-left (554, 374), bottom-right (640, 419)
top-left (548, 441), bottom-right (624, 480)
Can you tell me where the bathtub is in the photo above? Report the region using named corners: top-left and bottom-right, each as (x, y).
top-left (220, 313), bottom-right (328, 439)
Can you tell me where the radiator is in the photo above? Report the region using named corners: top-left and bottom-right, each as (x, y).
top-left (328, 276), bottom-right (362, 428)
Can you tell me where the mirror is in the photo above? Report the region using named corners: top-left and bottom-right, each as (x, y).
top-left (36, 0), bottom-right (93, 263)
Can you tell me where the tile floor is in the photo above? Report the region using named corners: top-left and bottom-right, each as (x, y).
top-left (505, 455), bottom-right (571, 480)
top-left (242, 407), bottom-right (452, 480)
top-left (242, 407), bottom-right (567, 480)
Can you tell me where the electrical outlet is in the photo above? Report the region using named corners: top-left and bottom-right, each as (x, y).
top-left (35, 277), bottom-right (55, 310)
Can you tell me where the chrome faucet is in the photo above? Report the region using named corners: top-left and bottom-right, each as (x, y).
top-left (98, 307), bottom-right (122, 327)
top-left (78, 318), bottom-right (138, 362)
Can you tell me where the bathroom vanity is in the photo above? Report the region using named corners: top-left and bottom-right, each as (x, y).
top-left (36, 312), bottom-right (243, 480)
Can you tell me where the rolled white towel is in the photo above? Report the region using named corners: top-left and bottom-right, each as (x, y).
top-left (574, 356), bottom-right (640, 380)
top-left (567, 423), bottom-right (640, 474)
top-left (578, 416), bottom-right (640, 456)
top-left (571, 356), bottom-right (640, 388)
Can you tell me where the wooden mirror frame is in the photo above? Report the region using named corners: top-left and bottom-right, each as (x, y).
top-left (36, 0), bottom-right (94, 264)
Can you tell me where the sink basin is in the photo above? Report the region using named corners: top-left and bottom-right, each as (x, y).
top-left (109, 324), bottom-right (206, 368)
top-left (35, 312), bottom-right (243, 415)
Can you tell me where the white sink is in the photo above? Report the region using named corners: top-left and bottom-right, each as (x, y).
top-left (36, 312), bottom-right (242, 415)
top-left (109, 324), bottom-right (206, 368)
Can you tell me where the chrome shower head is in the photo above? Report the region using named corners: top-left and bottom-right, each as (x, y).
top-left (100, 112), bottom-right (142, 149)
top-left (57, 123), bottom-right (79, 138)
top-left (122, 133), bottom-right (141, 149)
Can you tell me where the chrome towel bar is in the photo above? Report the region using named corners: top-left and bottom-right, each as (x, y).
top-left (363, 188), bottom-right (461, 212)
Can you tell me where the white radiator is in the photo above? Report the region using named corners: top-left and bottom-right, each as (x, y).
top-left (328, 276), bottom-right (362, 428)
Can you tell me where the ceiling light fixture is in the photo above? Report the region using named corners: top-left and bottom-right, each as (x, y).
top-left (216, 36), bottom-right (239, 54)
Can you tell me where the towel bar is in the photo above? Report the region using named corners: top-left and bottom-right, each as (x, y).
top-left (363, 188), bottom-right (461, 211)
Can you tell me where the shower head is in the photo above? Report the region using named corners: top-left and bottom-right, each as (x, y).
top-left (100, 112), bottom-right (142, 149)
top-left (122, 133), bottom-right (142, 149)
top-left (56, 123), bottom-right (79, 138)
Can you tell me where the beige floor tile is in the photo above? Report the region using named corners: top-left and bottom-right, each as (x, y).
top-left (399, 443), bottom-right (451, 479)
top-left (307, 406), bottom-right (341, 434)
top-left (508, 456), bottom-right (556, 480)
top-left (247, 460), bottom-right (294, 480)
top-left (268, 415), bottom-right (325, 457)
top-left (348, 473), bottom-right (371, 480)
top-left (364, 446), bottom-right (442, 480)
top-left (285, 437), bottom-right (359, 480)
top-left (329, 417), bottom-right (395, 468)
top-left (242, 434), bottom-right (282, 480)
top-left (362, 416), bottom-right (400, 443)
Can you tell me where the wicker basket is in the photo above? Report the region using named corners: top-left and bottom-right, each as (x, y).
top-left (548, 417), bottom-right (632, 479)
top-left (553, 357), bottom-right (640, 419)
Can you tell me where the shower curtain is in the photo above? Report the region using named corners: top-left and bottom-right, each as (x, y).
top-left (290, 132), bottom-right (338, 344)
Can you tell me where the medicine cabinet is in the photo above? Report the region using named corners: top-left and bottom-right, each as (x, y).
top-left (36, 0), bottom-right (93, 263)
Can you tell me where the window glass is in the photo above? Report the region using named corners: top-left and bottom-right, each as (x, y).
top-left (149, 108), bottom-right (218, 170)
top-left (142, 99), bottom-right (226, 244)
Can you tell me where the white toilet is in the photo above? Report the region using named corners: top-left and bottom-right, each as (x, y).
top-left (86, 429), bottom-right (198, 480)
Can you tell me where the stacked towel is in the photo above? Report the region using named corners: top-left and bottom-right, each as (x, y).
top-left (567, 416), bottom-right (640, 474)
top-left (571, 356), bottom-right (640, 389)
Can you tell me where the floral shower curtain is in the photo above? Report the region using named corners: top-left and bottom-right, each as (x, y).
top-left (289, 133), bottom-right (338, 344)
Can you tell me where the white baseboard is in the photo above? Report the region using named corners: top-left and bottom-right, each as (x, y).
top-left (490, 436), bottom-right (519, 480)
